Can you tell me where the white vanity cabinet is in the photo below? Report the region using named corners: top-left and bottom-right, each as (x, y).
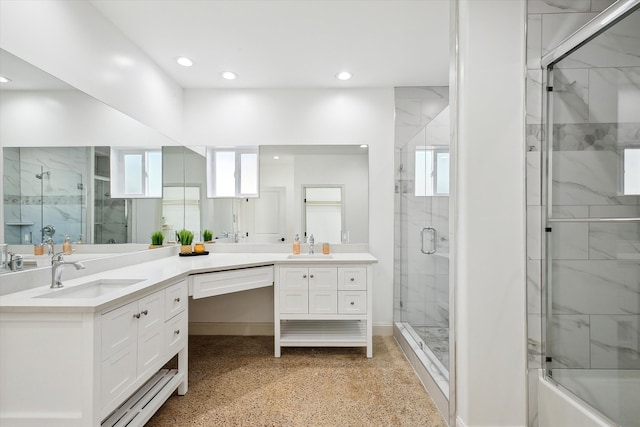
top-left (275, 263), bottom-right (373, 358)
top-left (0, 279), bottom-right (188, 427)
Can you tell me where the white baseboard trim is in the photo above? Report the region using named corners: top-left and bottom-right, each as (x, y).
top-left (189, 322), bottom-right (394, 337)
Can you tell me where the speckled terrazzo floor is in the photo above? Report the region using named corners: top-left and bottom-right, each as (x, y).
top-left (146, 335), bottom-right (446, 427)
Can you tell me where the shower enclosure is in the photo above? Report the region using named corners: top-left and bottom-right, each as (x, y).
top-left (3, 149), bottom-right (85, 245)
top-left (393, 87), bottom-right (452, 419)
top-left (542, 1), bottom-right (640, 425)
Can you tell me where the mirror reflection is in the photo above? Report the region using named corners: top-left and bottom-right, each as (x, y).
top-left (1, 49), bottom-right (369, 245)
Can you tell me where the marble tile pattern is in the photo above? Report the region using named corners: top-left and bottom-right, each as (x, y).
top-left (3, 147), bottom-right (89, 244)
top-left (525, 2), bottom-right (638, 424)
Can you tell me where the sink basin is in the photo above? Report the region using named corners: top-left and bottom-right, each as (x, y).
top-left (286, 254), bottom-right (333, 259)
top-left (36, 279), bottom-right (144, 299)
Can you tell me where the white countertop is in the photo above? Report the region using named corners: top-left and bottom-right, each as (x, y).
top-left (0, 252), bottom-right (377, 313)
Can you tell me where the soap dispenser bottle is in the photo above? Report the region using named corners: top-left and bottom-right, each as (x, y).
top-left (293, 234), bottom-right (301, 255)
top-left (63, 235), bottom-right (72, 255)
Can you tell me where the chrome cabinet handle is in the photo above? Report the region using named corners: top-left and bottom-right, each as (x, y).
top-left (310, 274), bottom-right (314, 278)
top-left (350, 301), bottom-right (355, 306)
top-left (303, 275), bottom-right (307, 279)
top-left (141, 310), bottom-right (148, 316)
top-left (174, 329), bottom-right (180, 335)
top-left (174, 297), bottom-right (180, 302)
top-left (420, 226), bottom-right (437, 255)
top-left (133, 313), bottom-right (141, 319)
top-left (350, 277), bottom-right (355, 282)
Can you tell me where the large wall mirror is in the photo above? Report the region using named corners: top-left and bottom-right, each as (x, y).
top-left (1, 50), bottom-right (369, 246)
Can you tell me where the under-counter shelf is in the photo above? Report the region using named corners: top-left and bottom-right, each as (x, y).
top-left (279, 319), bottom-right (368, 347)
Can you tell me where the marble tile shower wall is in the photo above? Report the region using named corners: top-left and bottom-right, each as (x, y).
top-left (525, 1), bottom-right (640, 424)
top-left (3, 147), bottom-right (89, 244)
top-left (394, 87), bottom-right (449, 326)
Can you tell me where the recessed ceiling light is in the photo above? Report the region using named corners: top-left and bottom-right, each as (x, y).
top-left (221, 71), bottom-right (238, 80)
top-left (360, 144), bottom-right (368, 148)
top-left (336, 71), bottom-right (352, 81)
top-left (176, 57), bottom-right (194, 67)
top-left (0, 76), bottom-right (11, 83)
top-left (273, 156), bottom-right (280, 160)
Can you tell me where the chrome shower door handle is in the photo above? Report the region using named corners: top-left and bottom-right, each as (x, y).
top-left (420, 226), bottom-right (437, 255)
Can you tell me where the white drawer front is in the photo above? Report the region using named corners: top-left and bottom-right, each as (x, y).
top-left (165, 280), bottom-right (188, 320)
top-left (192, 266), bottom-right (274, 299)
top-left (308, 267), bottom-right (337, 291)
top-left (309, 290), bottom-right (337, 314)
top-left (338, 267), bottom-right (367, 291)
top-left (279, 291), bottom-right (309, 313)
top-left (338, 291), bottom-right (367, 314)
top-left (165, 311), bottom-right (188, 357)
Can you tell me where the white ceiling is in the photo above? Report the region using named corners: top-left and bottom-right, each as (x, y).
top-left (89, 0), bottom-right (450, 89)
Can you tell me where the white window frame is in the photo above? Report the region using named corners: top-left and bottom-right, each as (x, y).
top-left (415, 146), bottom-right (449, 197)
top-left (620, 145), bottom-right (640, 196)
top-left (206, 146), bottom-right (259, 198)
top-left (110, 147), bottom-right (162, 198)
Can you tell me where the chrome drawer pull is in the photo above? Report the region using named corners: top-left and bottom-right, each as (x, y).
top-left (350, 301), bottom-right (355, 306)
top-left (174, 329), bottom-right (180, 335)
top-left (133, 313), bottom-right (141, 319)
top-left (350, 277), bottom-right (355, 282)
top-left (141, 310), bottom-right (148, 316)
top-left (310, 274), bottom-right (314, 278)
top-left (303, 275), bottom-right (307, 279)
top-left (174, 297), bottom-right (181, 302)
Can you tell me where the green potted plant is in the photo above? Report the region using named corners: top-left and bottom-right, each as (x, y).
top-left (202, 229), bottom-right (213, 243)
top-left (149, 231), bottom-right (164, 249)
top-left (176, 229), bottom-right (194, 254)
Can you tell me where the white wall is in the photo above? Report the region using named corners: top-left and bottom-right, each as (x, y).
top-left (0, 0), bottom-right (183, 142)
top-left (453, 0), bottom-right (527, 426)
top-left (185, 89), bottom-right (395, 330)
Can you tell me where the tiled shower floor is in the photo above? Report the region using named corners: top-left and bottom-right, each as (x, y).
top-left (412, 326), bottom-right (449, 370)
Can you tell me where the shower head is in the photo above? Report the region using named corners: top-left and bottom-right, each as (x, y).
top-left (35, 171), bottom-right (50, 179)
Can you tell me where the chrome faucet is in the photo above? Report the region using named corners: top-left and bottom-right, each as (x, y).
top-left (45, 238), bottom-right (55, 258)
top-left (308, 234), bottom-right (315, 255)
top-left (51, 252), bottom-right (85, 288)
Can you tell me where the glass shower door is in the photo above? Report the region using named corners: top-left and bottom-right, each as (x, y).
top-left (543, 7), bottom-right (640, 425)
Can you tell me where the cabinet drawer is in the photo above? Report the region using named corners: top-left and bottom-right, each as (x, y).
top-left (192, 266), bottom-right (273, 299)
top-left (165, 311), bottom-right (188, 357)
top-left (308, 267), bottom-right (337, 291)
top-left (279, 291), bottom-right (309, 313)
top-left (165, 280), bottom-right (188, 320)
top-left (338, 291), bottom-right (367, 314)
top-left (338, 267), bottom-right (367, 291)
top-left (309, 290), bottom-right (337, 314)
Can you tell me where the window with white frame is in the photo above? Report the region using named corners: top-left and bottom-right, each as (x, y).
top-left (110, 147), bottom-right (162, 198)
top-left (415, 147), bottom-right (449, 196)
top-left (206, 147), bottom-right (259, 198)
top-left (623, 147), bottom-right (640, 195)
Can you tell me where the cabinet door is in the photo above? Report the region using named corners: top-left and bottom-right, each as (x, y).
top-left (136, 291), bottom-right (165, 379)
top-left (280, 267), bottom-right (309, 290)
top-left (279, 291), bottom-right (309, 313)
top-left (101, 302), bottom-right (138, 409)
top-left (309, 290), bottom-right (337, 314)
top-left (308, 267), bottom-right (337, 291)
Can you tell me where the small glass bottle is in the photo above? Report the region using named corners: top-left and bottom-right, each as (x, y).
top-left (322, 242), bottom-right (330, 255)
top-left (293, 234), bottom-right (301, 255)
top-left (63, 235), bottom-right (72, 255)
top-left (33, 243), bottom-right (44, 256)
